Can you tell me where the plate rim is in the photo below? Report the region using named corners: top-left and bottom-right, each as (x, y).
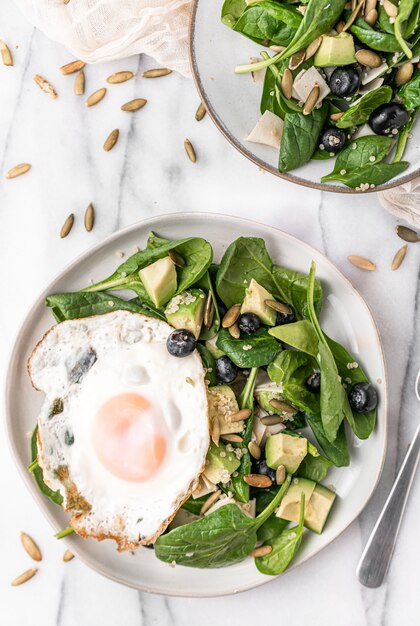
top-left (4, 211), bottom-right (388, 596)
top-left (189, 0), bottom-right (420, 194)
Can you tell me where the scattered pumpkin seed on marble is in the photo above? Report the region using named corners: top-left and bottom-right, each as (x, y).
top-left (121, 98), bottom-right (147, 112)
top-left (60, 213), bottom-right (74, 238)
top-left (85, 87), bottom-right (106, 107)
top-left (20, 532), bottom-right (42, 562)
top-left (391, 244), bottom-right (408, 270)
top-left (142, 68), bottom-right (172, 78)
top-left (184, 138), bottom-right (197, 163)
top-left (63, 550), bottom-right (74, 562)
top-left (84, 202), bottom-right (95, 232)
top-left (11, 568), bottom-right (38, 586)
top-left (74, 70), bottom-right (85, 96)
top-left (106, 71), bottom-right (134, 84)
top-left (0, 40), bottom-right (13, 66)
top-left (5, 163), bottom-right (31, 179)
top-left (195, 102), bottom-right (206, 121)
top-left (347, 255), bottom-right (376, 270)
top-left (395, 225), bottom-right (420, 243)
top-left (33, 74), bottom-right (58, 99)
top-left (60, 60), bottom-right (85, 75)
top-left (103, 128), bottom-right (119, 151)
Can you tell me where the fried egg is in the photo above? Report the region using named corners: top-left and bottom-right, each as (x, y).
top-left (28, 310), bottom-right (209, 550)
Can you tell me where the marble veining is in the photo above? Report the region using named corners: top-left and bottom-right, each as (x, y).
top-left (0, 1), bottom-right (419, 624)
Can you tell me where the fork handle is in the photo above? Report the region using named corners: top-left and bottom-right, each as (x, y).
top-left (356, 422), bottom-right (420, 588)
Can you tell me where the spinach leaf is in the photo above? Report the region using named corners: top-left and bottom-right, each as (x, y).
top-left (235, 0), bottom-right (347, 73)
top-left (154, 474), bottom-right (292, 568)
top-left (260, 67), bottom-right (282, 117)
top-left (350, 19), bottom-right (402, 52)
top-left (255, 488), bottom-right (289, 543)
top-left (255, 492), bottom-right (305, 575)
top-left (377, 5), bottom-right (396, 33)
top-left (269, 320), bottom-right (319, 358)
top-left (392, 109), bottom-right (418, 162)
top-left (46, 291), bottom-right (166, 322)
top-left (83, 235), bottom-right (212, 302)
top-left (182, 496), bottom-right (207, 515)
top-left (233, 1), bottom-right (302, 47)
top-left (230, 367), bottom-right (259, 503)
top-left (298, 449), bottom-right (332, 482)
top-left (216, 328), bottom-right (282, 367)
top-left (398, 70), bottom-right (420, 109)
top-left (321, 161), bottom-right (409, 188)
top-left (196, 344), bottom-right (217, 386)
top-left (321, 136), bottom-right (394, 183)
top-left (221, 0), bottom-right (247, 28)
top-left (395, 0), bottom-right (416, 58)
top-left (196, 271), bottom-right (221, 341)
top-left (306, 413), bottom-right (349, 467)
top-left (279, 103), bottom-right (328, 172)
top-left (336, 86), bottom-right (393, 129)
top-left (272, 265), bottom-right (323, 317)
top-left (30, 426), bottom-right (63, 506)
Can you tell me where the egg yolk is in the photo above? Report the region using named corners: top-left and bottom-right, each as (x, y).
top-left (92, 393), bottom-right (166, 481)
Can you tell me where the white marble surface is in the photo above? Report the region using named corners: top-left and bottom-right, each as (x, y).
top-left (0, 1), bottom-right (419, 624)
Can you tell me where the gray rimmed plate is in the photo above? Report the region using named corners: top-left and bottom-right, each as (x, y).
top-left (189, 0), bottom-right (420, 194)
top-left (5, 212), bottom-right (387, 596)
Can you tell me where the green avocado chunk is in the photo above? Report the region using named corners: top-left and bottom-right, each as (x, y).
top-left (202, 441), bottom-right (241, 485)
top-left (165, 288), bottom-right (206, 338)
top-left (314, 33), bottom-right (356, 67)
top-left (205, 335), bottom-right (225, 359)
top-left (241, 278), bottom-right (277, 326)
top-left (276, 477), bottom-right (316, 522)
top-left (276, 478), bottom-right (336, 534)
top-left (265, 432), bottom-right (307, 473)
top-left (139, 256), bottom-right (177, 307)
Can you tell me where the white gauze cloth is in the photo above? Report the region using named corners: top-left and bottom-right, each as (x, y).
top-left (378, 177), bottom-right (420, 227)
top-left (14, 0), bottom-right (192, 77)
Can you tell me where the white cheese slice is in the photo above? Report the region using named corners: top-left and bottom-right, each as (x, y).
top-left (359, 76), bottom-right (384, 93)
top-left (250, 57), bottom-right (266, 84)
top-left (245, 110), bottom-right (284, 149)
top-left (191, 474), bottom-right (217, 499)
top-left (360, 62), bottom-right (388, 85)
top-left (292, 66), bottom-right (330, 105)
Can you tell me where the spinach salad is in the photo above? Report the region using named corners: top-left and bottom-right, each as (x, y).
top-left (222, 0), bottom-right (419, 188)
top-left (30, 233), bottom-right (378, 575)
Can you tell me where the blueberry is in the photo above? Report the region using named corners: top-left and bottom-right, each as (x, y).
top-left (215, 355), bottom-right (238, 383)
top-left (255, 460), bottom-right (276, 483)
top-left (166, 329), bottom-right (196, 357)
top-left (217, 302), bottom-right (227, 319)
top-left (348, 382), bottom-right (378, 413)
top-left (306, 371), bottom-right (321, 393)
top-left (319, 127), bottom-right (347, 154)
top-left (329, 66), bottom-right (360, 97)
top-left (238, 312), bottom-right (261, 335)
top-left (369, 102), bottom-right (409, 135)
top-left (275, 307), bottom-right (295, 326)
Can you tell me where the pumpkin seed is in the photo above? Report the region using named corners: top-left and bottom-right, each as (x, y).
top-left (270, 45), bottom-right (286, 53)
top-left (347, 255), bottom-right (376, 270)
top-left (63, 550), bottom-right (74, 562)
top-left (222, 304), bottom-right (241, 328)
top-left (265, 299), bottom-right (292, 315)
top-left (142, 68), bottom-right (172, 78)
top-left (5, 163), bottom-right (31, 179)
top-left (200, 489), bottom-right (221, 515)
top-left (60, 213), bottom-right (74, 238)
top-left (248, 441), bottom-right (261, 460)
top-left (260, 415), bottom-right (284, 426)
top-left (221, 434), bottom-right (244, 443)
top-left (243, 474), bottom-right (272, 488)
top-left (355, 48), bottom-right (383, 68)
top-left (303, 83), bottom-right (320, 115)
top-left (395, 225), bottom-right (420, 243)
top-left (84, 203), bottom-right (94, 232)
top-left (364, 8), bottom-right (378, 26)
top-left (395, 62), bottom-right (414, 87)
top-left (228, 322), bottom-right (240, 339)
top-left (106, 71), bottom-right (134, 84)
top-left (330, 111), bottom-right (345, 121)
top-left (74, 70), bottom-right (85, 96)
top-left (184, 138), bottom-right (197, 163)
top-left (364, 0), bottom-right (378, 14)
top-left (64, 0), bottom-right (71, 4)
top-left (281, 68), bottom-right (293, 100)
top-left (85, 87), bottom-right (106, 107)
top-left (33, 74), bottom-right (58, 99)
top-left (391, 244), bottom-right (408, 270)
top-left (211, 416), bottom-right (220, 446)
top-left (204, 292), bottom-right (215, 328)
top-left (229, 408), bottom-right (252, 423)
top-left (168, 249), bottom-right (186, 267)
top-left (0, 40), bottom-right (13, 66)
top-left (276, 465), bottom-right (286, 485)
top-left (11, 568), bottom-right (38, 586)
top-left (336, 20), bottom-right (346, 33)
top-left (305, 36), bottom-right (322, 60)
top-left (269, 399), bottom-right (298, 415)
top-left (250, 545), bottom-right (273, 557)
top-left (383, 0), bottom-right (398, 18)
top-left (195, 102), bottom-right (206, 121)
top-left (343, 0), bottom-right (364, 31)
top-left (20, 532), bottom-right (42, 562)
top-left (103, 128), bottom-right (119, 152)
top-left (121, 98), bottom-right (147, 112)
top-left (289, 50), bottom-right (306, 70)
top-left (60, 60), bottom-right (85, 75)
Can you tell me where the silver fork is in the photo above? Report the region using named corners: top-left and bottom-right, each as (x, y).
top-left (356, 369), bottom-right (420, 588)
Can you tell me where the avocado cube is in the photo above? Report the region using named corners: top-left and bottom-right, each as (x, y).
top-left (314, 33), bottom-right (356, 68)
top-left (205, 335), bottom-right (225, 359)
top-left (256, 387), bottom-right (284, 417)
top-left (304, 484), bottom-right (336, 534)
top-left (241, 278), bottom-right (276, 326)
top-left (276, 477), bottom-right (316, 522)
top-left (165, 289), bottom-right (206, 338)
top-left (139, 256), bottom-right (177, 308)
top-left (203, 441), bottom-right (241, 485)
top-left (208, 385), bottom-right (244, 435)
top-left (265, 432), bottom-right (307, 473)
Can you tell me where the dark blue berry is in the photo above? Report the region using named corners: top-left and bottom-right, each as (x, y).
top-left (369, 102), bottom-right (409, 135)
top-left (348, 382), bottom-right (378, 413)
top-left (275, 307), bottom-right (295, 325)
top-left (166, 329), bottom-right (196, 357)
top-left (306, 371), bottom-right (321, 393)
top-left (319, 127), bottom-right (347, 153)
top-left (255, 460), bottom-right (276, 483)
top-left (329, 66), bottom-right (360, 97)
top-left (238, 312), bottom-right (261, 335)
top-left (215, 355), bottom-right (238, 383)
top-left (217, 302), bottom-right (227, 319)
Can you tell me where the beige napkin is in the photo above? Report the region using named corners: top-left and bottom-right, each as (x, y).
top-left (378, 177), bottom-right (420, 227)
top-left (14, 0), bottom-right (192, 77)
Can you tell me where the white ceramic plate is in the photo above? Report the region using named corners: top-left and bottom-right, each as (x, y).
top-left (190, 0), bottom-right (420, 193)
top-left (5, 212), bottom-right (387, 596)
